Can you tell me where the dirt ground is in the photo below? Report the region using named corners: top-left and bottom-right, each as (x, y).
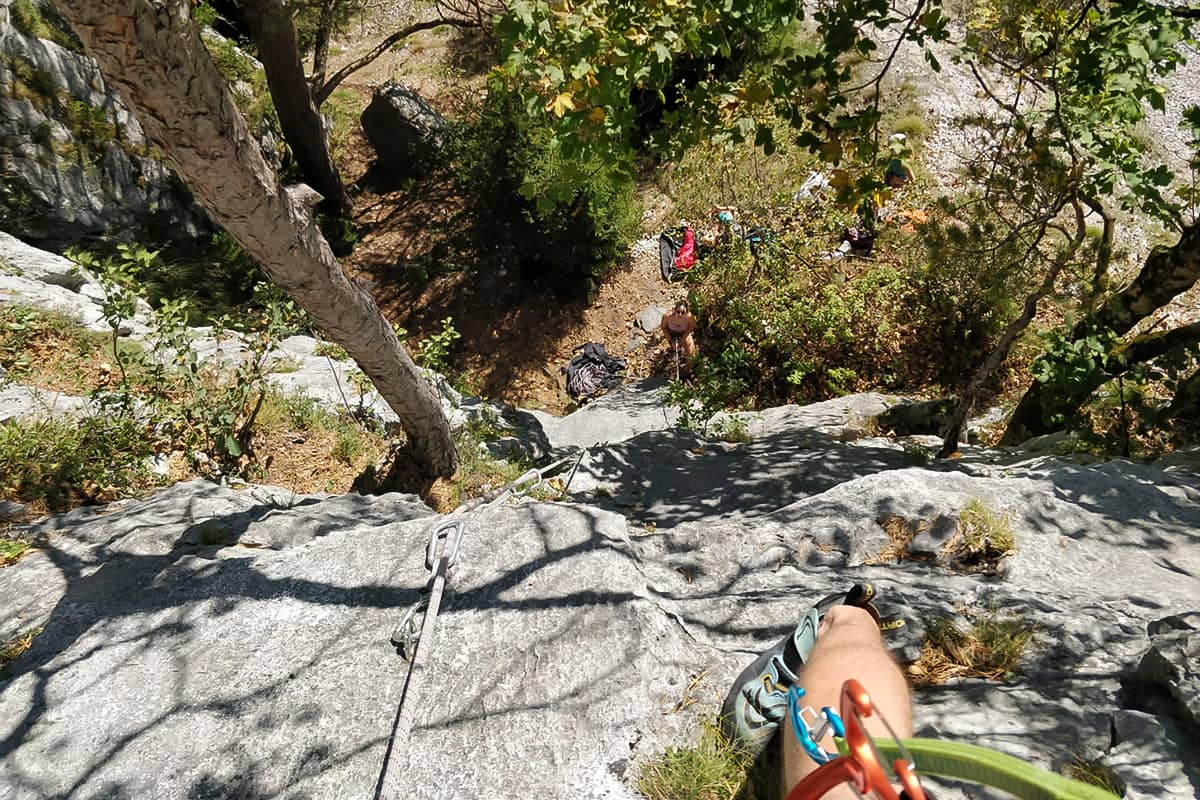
top-left (323, 24), bottom-right (682, 414)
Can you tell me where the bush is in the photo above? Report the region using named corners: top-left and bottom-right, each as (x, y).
top-left (192, 1), bottom-right (218, 27)
top-left (453, 86), bottom-right (641, 297)
top-left (0, 415), bottom-right (156, 510)
top-left (9, 0), bottom-right (81, 50)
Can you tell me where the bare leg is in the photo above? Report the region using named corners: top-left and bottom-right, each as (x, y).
top-left (682, 333), bottom-right (697, 360)
top-left (781, 605), bottom-right (912, 800)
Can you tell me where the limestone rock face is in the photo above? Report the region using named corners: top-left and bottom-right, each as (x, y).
top-left (2, 388), bottom-right (1200, 799)
top-left (1139, 612), bottom-right (1200, 730)
top-left (0, 8), bottom-right (208, 244)
top-left (360, 82), bottom-right (447, 178)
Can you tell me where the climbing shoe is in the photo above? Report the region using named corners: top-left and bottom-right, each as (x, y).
top-left (719, 583), bottom-right (905, 757)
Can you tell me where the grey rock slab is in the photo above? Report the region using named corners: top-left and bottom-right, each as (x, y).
top-left (0, 271), bottom-right (107, 329)
top-left (0, 231), bottom-right (85, 290)
top-left (1139, 612), bottom-right (1200, 730)
top-left (713, 392), bottom-right (901, 440)
top-left (0, 383), bottom-right (89, 422)
top-left (1105, 709), bottom-right (1198, 799)
top-left (567, 425), bottom-right (915, 529)
top-left (2, 479), bottom-right (433, 644)
top-left (528, 378), bottom-right (678, 449)
top-left (0, 500), bottom-right (705, 800)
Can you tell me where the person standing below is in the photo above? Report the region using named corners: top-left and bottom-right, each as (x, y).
top-left (660, 300), bottom-right (697, 367)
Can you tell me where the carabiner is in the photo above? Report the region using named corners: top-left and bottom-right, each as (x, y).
top-left (788, 685), bottom-right (845, 765)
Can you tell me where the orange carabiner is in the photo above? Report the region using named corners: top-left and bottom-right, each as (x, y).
top-left (785, 679), bottom-right (925, 800)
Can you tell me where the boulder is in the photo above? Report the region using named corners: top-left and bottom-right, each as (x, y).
top-left (634, 304), bottom-right (667, 333)
top-left (360, 82), bottom-right (447, 178)
top-left (0, 231), bottom-right (84, 289)
top-left (1138, 612), bottom-right (1200, 729)
top-left (878, 397), bottom-right (956, 436)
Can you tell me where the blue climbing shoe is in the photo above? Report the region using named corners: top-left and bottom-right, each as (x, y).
top-left (720, 584), bottom-right (888, 756)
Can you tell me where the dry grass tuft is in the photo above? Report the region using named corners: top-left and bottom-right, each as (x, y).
top-left (906, 611), bottom-right (1037, 687)
top-left (1065, 757), bottom-right (1124, 797)
top-left (638, 719), bottom-right (753, 800)
top-left (940, 498), bottom-right (1015, 572)
top-left (866, 516), bottom-right (926, 564)
top-left (0, 628), bottom-right (41, 671)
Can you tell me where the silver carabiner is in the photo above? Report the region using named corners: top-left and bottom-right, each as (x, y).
top-left (425, 520), bottom-right (465, 571)
top-left (390, 596), bottom-right (428, 660)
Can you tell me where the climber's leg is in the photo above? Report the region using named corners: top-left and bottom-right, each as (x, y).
top-left (781, 605), bottom-right (913, 799)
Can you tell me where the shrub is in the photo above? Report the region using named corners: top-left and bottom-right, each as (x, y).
top-left (66, 245), bottom-right (301, 476)
top-left (0, 414), bottom-right (156, 510)
top-left (192, 1), bottom-right (218, 27)
top-left (331, 424), bottom-right (364, 464)
top-left (452, 85), bottom-right (641, 298)
top-left (5, 57), bottom-right (60, 104)
top-left (440, 425), bottom-right (529, 510)
top-left (0, 537), bottom-right (33, 566)
top-left (9, 0), bottom-right (81, 50)
top-left (890, 113), bottom-right (931, 139)
top-left (416, 317), bottom-right (461, 373)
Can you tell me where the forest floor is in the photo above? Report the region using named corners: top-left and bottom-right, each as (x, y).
top-left (322, 22), bottom-right (681, 415)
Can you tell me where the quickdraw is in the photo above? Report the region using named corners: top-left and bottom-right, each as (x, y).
top-left (374, 447), bottom-right (589, 799)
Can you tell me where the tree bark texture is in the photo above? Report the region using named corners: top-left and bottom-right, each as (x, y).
top-left (1003, 218), bottom-right (1200, 442)
top-left (242, 0), bottom-right (352, 217)
top-left (54, 0), bottom-right (458, 477)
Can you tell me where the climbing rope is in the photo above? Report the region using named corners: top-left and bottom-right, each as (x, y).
top-left (373, 448), bottom-right (587, 799)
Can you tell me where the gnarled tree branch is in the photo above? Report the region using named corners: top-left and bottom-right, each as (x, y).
top-left (314, 17), bottom-right (474, 105)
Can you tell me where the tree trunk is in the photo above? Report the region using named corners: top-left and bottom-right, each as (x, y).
top-left (242, 0), bottom-right (352, 217)
top-left (938, 239), bottom-right (1070, 457)
top-left (1003, 218), bottom-right (1200, 443)
top-left (309, 0), bottom-right (336, 87)
top-left (54, 0), bottom-right (458, 478)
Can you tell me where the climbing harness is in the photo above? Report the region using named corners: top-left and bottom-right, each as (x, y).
top-left (374, 448), bottom-right (586, 799)
top-left (785, 679), bottom-right (1120, 800)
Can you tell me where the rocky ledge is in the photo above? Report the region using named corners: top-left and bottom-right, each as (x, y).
top-left (1, 385), bottom-right (1198, 799)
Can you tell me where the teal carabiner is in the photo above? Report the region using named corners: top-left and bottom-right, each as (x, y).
top-left (787, 685), bottom-right (845, 765)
